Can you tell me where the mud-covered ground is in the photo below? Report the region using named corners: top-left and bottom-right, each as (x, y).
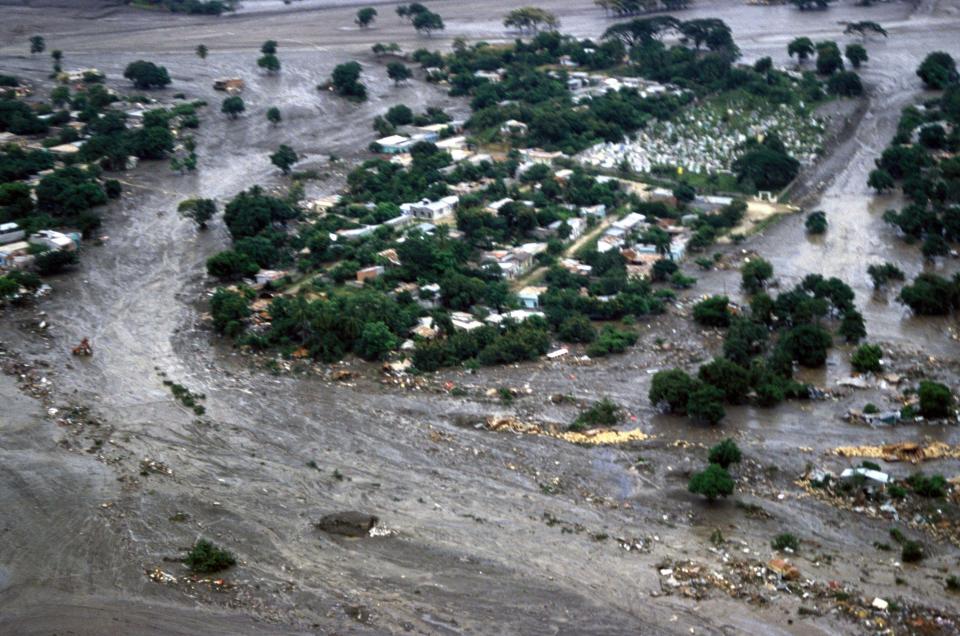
top-left (2, 1), bottom-right (960, 634)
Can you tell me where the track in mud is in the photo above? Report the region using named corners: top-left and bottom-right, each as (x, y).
top-left (1, 1), bottom-right (960, 634)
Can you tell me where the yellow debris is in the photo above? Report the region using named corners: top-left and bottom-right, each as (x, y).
top-left (485, 416), bottom-right (651, 445)
top-left (833, 442), bottom-right (960, 463)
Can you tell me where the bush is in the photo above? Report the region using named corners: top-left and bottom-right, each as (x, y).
top-left (901, 540), bottom-right (924, 563)
top-left (688, 464), bottom-right (734, 500)
top-left (687, 384), bottom-right (726, 424)
top-left (708, 438), bottom-right (742, 469)
top-left (649, 369), bottom-right (698, 414)
top-left (558, 314), bottom-right (596, 343)
top-left (692, 295), bottom-right (731, 328)
top-left (34, 249), bottom-right (79, 275)
top-left (918, 380), bottom-right (954, 418)
top-left (917, 51), bottom-right (958, 89)
top-left (851, 343), bottom-right (882, 373)
top-left (771, 532), bottom-right (799, 552)
top-left (184, 538), bottom-right (236, 573)
top-left (906, 472), bottom-right (948, 498)
top-left (570, 398), bottom-right (621, 431)
top-left (585, 326), bottom-right (637, 356)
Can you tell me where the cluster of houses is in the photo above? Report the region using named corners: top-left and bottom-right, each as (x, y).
top-left (0, 224), bottom-right (79, 269)
top-left (578, 98), bottom-right (824, 176)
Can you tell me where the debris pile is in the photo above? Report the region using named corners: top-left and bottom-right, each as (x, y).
top-left (483, 415), bottom-right (651, 445)
top-left (834, 442), bottom-right (960, 463)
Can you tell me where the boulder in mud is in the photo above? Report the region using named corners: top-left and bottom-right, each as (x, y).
top-left (315, 511), bottom-right (379, 537)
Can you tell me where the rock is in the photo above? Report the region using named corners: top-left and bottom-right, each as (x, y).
top-left (315, 511), bottom-right (379, 537)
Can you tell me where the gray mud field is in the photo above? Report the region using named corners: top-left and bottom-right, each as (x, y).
top-left (2, 0), bottom-right (960, 634)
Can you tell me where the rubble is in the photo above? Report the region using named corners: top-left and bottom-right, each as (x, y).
top-left (483, 415), bottom-right (651, 445)
top-left (834, 442), bottom-right (960, 463)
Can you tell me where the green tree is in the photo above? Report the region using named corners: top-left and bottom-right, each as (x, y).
top-left (805, 210), bottom-right (827, 234)
top-left (918, 381), bottom-right (954, 418)
top-left (258, 54), bottom-right (281, 74)
top-left (261, 40), bottom-right (278, 55)
top-left (385, 103), bottom-right (413, 125)
top-left (558, 314), bottom-right (596, 343)
top-left (708, 439), bottom-right (742, 469)
top-left (270, 144), bottom-right (298, 175)
top-left (867, 168), bottom-right (895, 192)
top-left (196, 44), bottom-right (208, 60)
top-left (30, 35), bottom-right (45, 55)
top-left (34, 249), bottom-right (79, 275)
top-left (206, 249), bottom-right (259, 280)
top-left (330, 61), bottom-right (367, 100)
top-left (688, 464), bottom-right (735, 500)
top-left (899, 273), bottom-right (959, 315)
top-left (698, 358), bottom-right (750, 404)
top-left (827, 71), bottom-right (863, 97)
top-left (387, 62), bottom-right (412, 85)
top-left (845, 43), bottom-right (868, 69)
top-left (687, 384), bottom-right (726, 424)
top-left (867, 262), bottom-right (904, 289)
top-left (266, 106), bottom-right (282, 125)
top-left (178, 198), bottom-right (217, 229)
top-left (210, 288), bottom-right (250, 336)
top-left (649, 368), bottom-right (699, 414)
top-left (851, 343), bottom-right (882, 373)
top-left (815, 41), bottom-right (844, 75)
top-left (741, 258), bottom-right (773, 294)
top-left (838, 310), bottom-right (866, 344)
top-left (355, 321), bottom-right (398, 360)
top-left (787, 37), bottom-right (815, 62)
top-left (412, 10), bottom-right (444, 36)
top-left (356, 7), bottom-right (378, 28)
top-left (221, 95), bottom-right (246, 119)
top-left (917, 51), bottom-right (958, 90)
top-left (123, 60), bottom-right (171, 89)
top-left (781, 323), bottom-right (832, 368)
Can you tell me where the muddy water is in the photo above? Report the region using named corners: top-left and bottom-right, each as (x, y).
top-left (1, 1), bottom-right (960, 634)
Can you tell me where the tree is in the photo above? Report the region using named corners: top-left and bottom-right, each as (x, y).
top-left (867, 168), bottom-right (895, 192)
top-left (827, 71), bottom-right (863, 97)
top-left (815, 41), bottom-right (844, 75)
top-left (196, 44), bottom-right (208, 60)
top-left (687, 384), bottom-right (726, 424)
top-left (51, 49), bottom-right (63, 72)
top-left (918, 380), bottom-right (954, 418)
top-left (698, 358), bottom-right (750, 404)
top-left (708, 439), bottom-right (742, 469)
top-left (210, 288), bottom-right (249, 337)
top-left (741, 258), bottom-right (773, 294)
top-left (688, 464), bottom-right (735, 500)
top-left (787, 37), bottom-right (815, 62)
top-left (851, 343), bottom-right (882, 373)
top-left (692, 295), bottom-right (731, 327)
top-left (387, 62), bottom-right (412, 85)
top-left (673, 182), bottom-right (696, 204)
top-left (356, 321), bottom-right (398, 360)
top-left (845, 44), bottom-right (868, 69)
top-left (30, 36), bottom-right (45, 55)
top-left (261, 40), bottom-right (278, 55)
top-left (184, 539), bottom-right (236, 574)
top-left (805, 210), bottom-right (827, 234)
top-left (412, 10), bottom-right (444, 36)
top-left (558, 314), bottom-right (596, 343)
top-left (385, 103), bottom-right (413, 125)
top-left (791, 0), bottom-right (833, 9)
top-left (270, 144), bottom-right (298, 175)
top-left (207, 249), bottom-right (259, 280)
top-left (266, 106), bottom-right (282, 126)
top-left (123, 60), bottom-right (171, 89)
top-left (221, 96), bottom-right (245, 119)
top-left (356, 7), bottom-right (378, 28)
top-left (258, 54), bottom-right (281, 74)
top-left (844, 21), bottom-right (887, 39)
top-left (838, 310), bottom-right (866, 344)
top-left (917, 52), bottom-right (958, 90)
top-left (867, 262), bottom-right (904, 289)
top-left (733, 137), bottom-right (800, 191)
top-left (781, 323), bottom-right (832, 368)
top-left (649, 368), bottom-right (698, 414)
top-left (330, 61), bottom-right (367, 100)
top-left (178, 198), bottom-right (216, 229)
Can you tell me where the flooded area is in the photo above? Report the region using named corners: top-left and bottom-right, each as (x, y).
top-left (1, 0), bottom-right (960, 633)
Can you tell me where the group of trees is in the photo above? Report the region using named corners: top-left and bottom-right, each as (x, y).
top-left (258, 40), bottom-right (281, 75)
top-left (732, 133), bottom-right (800, 192)
top-left (123, 60), bottom-right (171, 89)
top-left (688, 439), bottom-right (741, 500)
top-left (396, 3), bottom-right (445, 36)
top-left (594, 0), bottom-right (691, 17)
top-left (130, 0), bottom-right (233, 15)
top-left (651, 260), bottom-right (865, 424)
top-left (503, 7), bottom-right (560, 34)
top-left (328, 62), bottom-right (368, 101)
top-left (868, 53), bottom-right (959, 262)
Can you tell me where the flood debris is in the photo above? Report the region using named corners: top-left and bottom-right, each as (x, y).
top-left (71, 337), bottom-right (93, 356)
top-left (314, 511), bottom-right (380, 537)
top-left (483, 415), bottom-right (651, 445)
top-left (834, 442), bottom-right (960, 463)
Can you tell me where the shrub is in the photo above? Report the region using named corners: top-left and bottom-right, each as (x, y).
top-left (698, 358), bottom-right (750, 404)
top-left (586, 326), bottom-right (637, 357)
top-left (692, 295), bottom-right (731, 327)
top-left (851, 343), bottom-right (882, 373)
top-left (741, 258), bottom-right (773, 294)
top-left (210, 288), bottom-right (249, 337)
top-left (906, 472), bottom-right (947, 498)
top-left (688, 464), bottom-right (734, 500)
top-left (805, 210), bottom-right (827, 234)
top-left (708, 438), bottom-right (742, 468)
top-left (918, 380), bottom-right (954, 418)
top-left (781, 323), bottom-right (832, 368)
top-left (570, 398), bottom-right (621, 431)
top-left (184, 538), bottom-right (236, 573)
top-left (771, 533), bottom-right (799, 552)
top-left (899, 273), bottom-right (959, 316)
top-left (901, 540), bottom-right (924, 563)
top-left (558, 314), bottom-right (596, 344)
top-left (34, 249), bottom-right (79, 275)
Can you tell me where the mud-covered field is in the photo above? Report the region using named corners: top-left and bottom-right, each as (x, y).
top-left (2, 1), bottom-right (960, 634)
